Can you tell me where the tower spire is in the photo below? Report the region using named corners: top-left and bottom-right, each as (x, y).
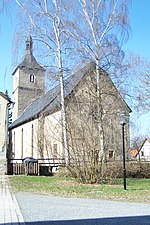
top-left (26, 34), bottom-right (33, 52)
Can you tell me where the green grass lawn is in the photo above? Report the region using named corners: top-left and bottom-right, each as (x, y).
top-left (9, 175), bottom-right (150, 203)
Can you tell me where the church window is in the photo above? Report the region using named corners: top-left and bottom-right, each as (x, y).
top-left (95, 84), bottom-right (97, 93)
top-left (92, 111), bottom-right (99, 122)
top-left (29, 74), bottom-right (35, 83)
top-left (53, 143), bottom-right (58, 158)
top-left (92, 106), bottom-right (100, 123)
top-left (21, 128), bottom-right (23, 158)
top-left (26, 43), bottom-right (30, 50)
top-left (13, 131), bottom-right (15, 153)
top-left (31, 124), bottom-right (34, 157)
top-left (109, 150), bottom-right (113, 159)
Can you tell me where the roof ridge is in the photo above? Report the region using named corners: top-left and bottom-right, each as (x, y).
top-left (9, 62), bottom-right (95, 129)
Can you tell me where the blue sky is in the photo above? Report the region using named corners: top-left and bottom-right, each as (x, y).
top-left (123, 0), bottom-right (150, 136)
top-left (123, 0), bottom-right (150, 58)
top-left (0, 0), bottom-right (149, 136)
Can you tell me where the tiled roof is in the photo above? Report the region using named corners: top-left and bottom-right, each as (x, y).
top-left (9, 62), bottom-right (96, 129)
top-left (147, 138), bottom-right (150, 143)
top-left (19, 51), bottom-right (45, 70)
top-left (139, 138), bottom-right (150, 151)
top-left (12, 51), bottom-right (45, 75)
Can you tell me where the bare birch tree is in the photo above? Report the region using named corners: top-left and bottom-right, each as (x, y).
top-left (113, 52), bottom-right (150, 140)
top-left (114, 52), bottom-right (150, 113)
top-left (12, 0), bottom-right (71, 165)
top-left (67, 0), bottom-right (130, 167)
top-left (3, 0), bottom-right (132, 182)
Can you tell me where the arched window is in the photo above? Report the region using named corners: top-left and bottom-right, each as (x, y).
top-left (21, 128), bottom-right (23, 158)
top-left (13, 131), bottom-right (15, 153)
top-left (53, 143), bottom-right (58, 158)
top-left (31, 124), bottom-right (34, 157)
top-left (29, 74), bottom-right (35, 83)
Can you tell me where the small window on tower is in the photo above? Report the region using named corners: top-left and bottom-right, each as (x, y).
top-left (29, 74), bottom-right (35, 83)
top-left (26, 43), bottom-right (30, 50)
top-left (109, 150), bottom-right (113, 159)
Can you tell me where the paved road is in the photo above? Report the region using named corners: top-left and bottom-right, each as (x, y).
top-left (15, 192), bottom-right (150, 225)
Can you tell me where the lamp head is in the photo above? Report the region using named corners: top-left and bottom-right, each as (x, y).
top-left (120, 111), bottom-right (127, 125)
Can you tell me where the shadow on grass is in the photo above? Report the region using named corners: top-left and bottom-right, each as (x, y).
top-left (2, 215), bottom-right (150, 225)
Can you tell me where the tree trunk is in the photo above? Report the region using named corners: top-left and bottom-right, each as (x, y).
top-left (55, 9), bottom-right (69, 165)
top-left (96, 60), bottom-right (104, 165)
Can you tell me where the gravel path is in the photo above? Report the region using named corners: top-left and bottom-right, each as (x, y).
top-left (15, 192), bottom-right (150, 225)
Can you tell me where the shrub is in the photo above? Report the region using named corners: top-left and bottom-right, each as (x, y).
top-left (104, 161), bottom-right (150, 178)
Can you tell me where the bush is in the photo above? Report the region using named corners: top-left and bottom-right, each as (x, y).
top-left (56, 161), bottom-right (150, 182)
top-left (127, 161), bottom-right (150, 178)
top-left (104, 161), bottom-right (150, 178)
top-left (103, 161), bottom-right (123, 178)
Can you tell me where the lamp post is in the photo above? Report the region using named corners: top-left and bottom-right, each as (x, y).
top-left (120, 112), bottom-right (127, 190)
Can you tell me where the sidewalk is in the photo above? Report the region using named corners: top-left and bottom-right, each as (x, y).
top-left (0, 175), bottom-right (25, 224)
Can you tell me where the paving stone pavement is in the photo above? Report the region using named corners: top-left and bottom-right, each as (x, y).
top-left (0, 175), bottom-right (25, 225)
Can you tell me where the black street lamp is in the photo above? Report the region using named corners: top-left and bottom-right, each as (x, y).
top-left (120, 112), bottom-right (127, 190)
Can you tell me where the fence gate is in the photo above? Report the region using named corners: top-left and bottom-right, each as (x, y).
top-left (13, 162), bottom-right (38, 175)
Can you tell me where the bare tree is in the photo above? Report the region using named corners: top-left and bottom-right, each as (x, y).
top-left (113, 52), bottom-right (150, 140)
top-left (67, 0), bottom-right (130, 167)
top-left (4, 0), bottom-right (132, 182)
top-left (13, 0), bottom-right (71, 165)
top-left (137, 61), bottom-right (150, 113)
top-left (114, 52), bottom-right (150, 113)
top-left (131, 135), bottom-right (144, 150)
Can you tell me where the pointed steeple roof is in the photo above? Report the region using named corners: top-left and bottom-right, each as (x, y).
top-left (12, 35), bottom-right (45, 75)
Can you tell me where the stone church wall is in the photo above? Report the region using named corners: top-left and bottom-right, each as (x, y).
top-left (66, 70), bottom-right (130, 162)
top-left (44, 111), bottom-right (63, 160)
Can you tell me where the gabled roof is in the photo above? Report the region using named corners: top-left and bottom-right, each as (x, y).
top-left (0, 92), bottom-right (12, 103)
top-left (9, 62), bottom-right (96, 129)
top-left (139, 138), bottom-right (150, 150)
top-left (9, 61), bottom-right (132, 130)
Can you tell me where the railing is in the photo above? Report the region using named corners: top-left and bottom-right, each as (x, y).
top-left (9, 158), bottom-right (65, 175)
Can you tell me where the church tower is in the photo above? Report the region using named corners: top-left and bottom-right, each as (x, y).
top-left (12, 35), bottom-right (45, 121)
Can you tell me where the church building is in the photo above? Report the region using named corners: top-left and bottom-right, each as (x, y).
top-left (7, 35), bottom-right (131, 175)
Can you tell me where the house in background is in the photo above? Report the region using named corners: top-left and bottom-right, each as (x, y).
top-left (7, 36), bottom-right (132, 174)
top-left (0, 92), bottom-right (12, 174)
top-left (130, 148), bottom-right (138, 159)
top-left (137, 138), bottom-right (150, 161)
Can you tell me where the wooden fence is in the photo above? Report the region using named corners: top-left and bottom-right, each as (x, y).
top-left (9, 159), bottom-right (150, 177)
top-left (9, 158), bottom-right (65, 176)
